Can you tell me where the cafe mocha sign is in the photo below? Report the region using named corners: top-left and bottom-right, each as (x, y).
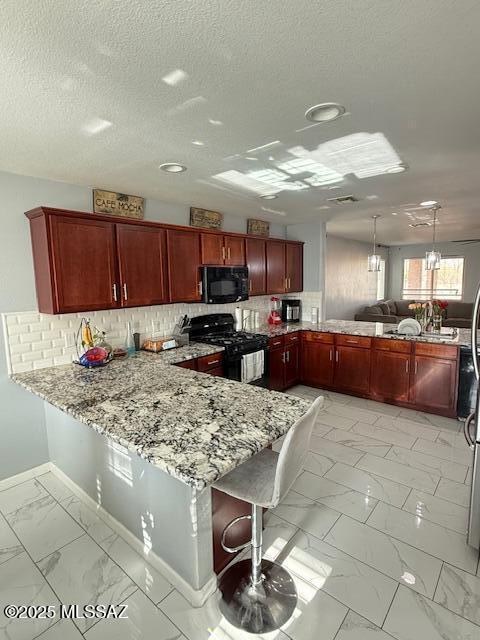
top-left (93, 189), bottom-right (145, 219)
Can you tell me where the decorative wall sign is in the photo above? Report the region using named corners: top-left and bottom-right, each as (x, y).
top-left (190, 207), bottom-right (223, 229)
top-left (247, 218), bottom-right (270, 237)
top-left (93, 189), bottom-right (145, 219)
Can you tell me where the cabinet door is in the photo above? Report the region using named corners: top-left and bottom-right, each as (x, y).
top-left (269, 348), bottom-right (286, 391)
top-left (285, 342), bottom-right (300, 388)
top-left (116, 224), bottom-right (168, 307)
top-left (50, 215), bottom-right (118, 313)
top-left (225, 236), bottom-right (245, 266)
top-left (201, 233), bottom-right (224, 265)
top-left (206, 365), bottom-right (224, 377)
top-left (286, 242), bottom-right (303, 292)
top-left (167, 229), bottom-right (201, 302)
top-left (175, 359), bottom-right (197, 370)
top-left (334, 346), bottom-right (371, 395)
top-left (266, 241), bottom-right (286, 294)
top-left (301, 342), bottom-right (334, 387)
top-left (413, 356), bottom-right (458, 414)
top-left (371, 350), bottom-right (411, 403)
top-left (245, 238), bottom-right (266, 295)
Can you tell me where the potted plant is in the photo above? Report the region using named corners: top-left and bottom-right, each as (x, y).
top-left (408, 302), bottom-right (425, 326)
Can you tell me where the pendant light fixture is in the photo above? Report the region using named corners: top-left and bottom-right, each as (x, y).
top-left (368, 215), bottom-right (381, 272)
top-left (425, 205), bottom-right (441, 270)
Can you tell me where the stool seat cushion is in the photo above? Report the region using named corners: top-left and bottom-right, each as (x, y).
top-left (213, 448), bottom-right (279, 508)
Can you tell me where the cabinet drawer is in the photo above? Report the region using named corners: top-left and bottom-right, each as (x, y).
top-left (285, 332), bottom-right (300, 345)
top-left (415, 343), bottom-right (458, 360)
top-left (269, 336), bottom-right (285, 349)
top-left (197, 353), bottom-right (224, 372)
top-left (175, 359), bottom-right (197, 370)
top-left (336, 334), bottom-right (371, 349)
top-left (303, 331), bottom-right (334, 344)
top-left (373, 338), bottom-right (412, 354)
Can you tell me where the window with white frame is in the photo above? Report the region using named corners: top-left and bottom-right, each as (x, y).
top-left (377, 259), bottom-right (386, 300)
top-left (402, 256), bottom-right (464, 300)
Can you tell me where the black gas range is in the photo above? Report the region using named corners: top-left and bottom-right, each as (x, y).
top-left (188, 313), bottom-right (268, 386)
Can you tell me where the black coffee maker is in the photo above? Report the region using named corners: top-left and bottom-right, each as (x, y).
top-left (281, 299), bottom-right (301, 323)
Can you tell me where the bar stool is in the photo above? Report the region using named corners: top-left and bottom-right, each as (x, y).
top-left (213, 396), bottom-right (323, 634)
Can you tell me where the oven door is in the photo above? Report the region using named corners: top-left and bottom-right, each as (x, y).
top-left (202, 266), bottom-right (249, 304)
top-left (224, 351), bottom-right (268, 388)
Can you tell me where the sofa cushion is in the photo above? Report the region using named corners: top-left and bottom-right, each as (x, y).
top-left (443, 318), bottom-right (471, 328)
top-left (444, 301), bottom-right (472, 320)
top-left (378, 302), bottom-right (390, 315)
top-left (395, 300), bottom-right (416, 317)
top-left (365, 304), bottom-right (383, 315)
top-left (384, 299), bottom-right (397, 314)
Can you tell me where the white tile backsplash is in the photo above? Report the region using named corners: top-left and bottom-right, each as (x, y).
top-left (2, 291), bottom-right (323, 374)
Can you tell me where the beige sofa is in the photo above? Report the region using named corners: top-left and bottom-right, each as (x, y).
top-left (354, 299), bottom-right (474, 328)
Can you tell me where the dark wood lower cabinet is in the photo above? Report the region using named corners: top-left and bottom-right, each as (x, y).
top-left (301, 341), bottom-right (334, 387)
top-left (412, 355), bottom-right (458, 414)
top-left (269, 346), bottom-right (287, 391)
top-left (175, 359), bottom-right (196, 370)
top-left (285, 342), bottom-right (299, 388)
top-left (334, 345), bottom-right (371, 396)
top-left (371, 350), bottom-right (411, 403)
top-left (212, 488), bottom-right (252, 574)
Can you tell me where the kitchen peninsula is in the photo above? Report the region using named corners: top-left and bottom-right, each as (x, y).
top-left (11, 346), bottom-right (309, 606)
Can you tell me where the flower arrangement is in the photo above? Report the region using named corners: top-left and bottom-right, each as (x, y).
top-left (432, 299), bottom-right (448, 316)
top-left (408, 302), bottom-right (426, 323)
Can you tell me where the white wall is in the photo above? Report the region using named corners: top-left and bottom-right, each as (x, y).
top-left (0, 170), bottom-right (286, 481)
top-left (388, 242), bottom-right (480, 302)
top-left (325, 235), bottom-right (388, 320)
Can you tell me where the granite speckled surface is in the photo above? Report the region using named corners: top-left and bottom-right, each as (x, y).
top-left (11, 344), bottom-right (309, 490)
top-left (257, 319), bottom-right (474, 346)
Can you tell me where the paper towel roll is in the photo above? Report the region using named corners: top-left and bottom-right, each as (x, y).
top-left (235, 307), bottom-right (243, 331)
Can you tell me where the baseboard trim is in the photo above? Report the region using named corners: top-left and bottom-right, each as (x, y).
top-left (0, 462), bottom-right (52, 491)
top-left (50, 464), bottom-right (217, 607)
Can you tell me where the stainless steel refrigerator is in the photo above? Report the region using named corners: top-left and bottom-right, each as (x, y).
top-left (466, 283), bottom-right (480, 548)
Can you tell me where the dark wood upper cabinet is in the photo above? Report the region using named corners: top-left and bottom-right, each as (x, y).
top-left (36, 214), bottom-right (118, 314)
top-left (166, 228), bottom-right (202, 302)
top-left (116, 224), bottom-right (168, 307)
top-left (266, 240), bottom-right (287, 294)
top-left (334, 345), bottom-right (371, 396)
top-left (286, 242), bottom-right (303, 293)
top-left (245, 238), bottom-right (266, 295)
top-left (224, 236), bottom-right (245, 266)
top-left (201, 233), bottom-right (245, 266)
top-left (200, 233), bottom-right (225, 265)
top-left (26, 207), bottom-right (302, 314)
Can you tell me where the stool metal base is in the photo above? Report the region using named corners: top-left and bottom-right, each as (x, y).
top-left (218, 559), bottom-right (297, 634)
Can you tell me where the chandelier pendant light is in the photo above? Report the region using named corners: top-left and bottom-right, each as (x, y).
top-left (425, 205), bottom-right (441, 270)
top-left (368, 215), bottom-right (381, 272)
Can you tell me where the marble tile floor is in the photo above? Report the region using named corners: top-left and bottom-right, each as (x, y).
top-left (0, 384), bottom-right (479, 640)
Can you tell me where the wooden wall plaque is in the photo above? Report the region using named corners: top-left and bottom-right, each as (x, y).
top-left (93, 189), bottom-right (145, 219)
top-left (190, 207), bottom-right (223, 229)
top-left (247, 218), bottom-right (270, 237)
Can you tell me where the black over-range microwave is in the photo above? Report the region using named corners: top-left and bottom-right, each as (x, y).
top-left (201, 266), bottom-right (249, 304)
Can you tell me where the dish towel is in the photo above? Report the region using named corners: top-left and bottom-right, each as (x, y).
top-left (241, 350), bottom-right (265, 384)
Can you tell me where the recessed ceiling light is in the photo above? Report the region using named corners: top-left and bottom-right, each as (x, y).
top-left (159, 162), bottom-right (187, 173)
top-left (305, 102), bottom-right (346, 123)
top-left (391, 212), bottom-right (398, 216)
top-left (420, 200), bottom-right (438, 207)
top-left (259, 194), bottom-right (278, 200)
top-left (191, 140), bottom-right (204, 146)
top-left (208, 118), bottom-right (223, 126)
top-left (386, 164), bottom-right (408, 173)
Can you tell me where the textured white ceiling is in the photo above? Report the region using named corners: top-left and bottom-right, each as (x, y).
top-left (1, 0), bottom-right (480, 245)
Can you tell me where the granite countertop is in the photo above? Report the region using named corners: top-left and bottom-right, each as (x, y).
top-left (11, 343), bottom-right (309, 490)
top-left (257, 319), bottom-right (474, 347)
